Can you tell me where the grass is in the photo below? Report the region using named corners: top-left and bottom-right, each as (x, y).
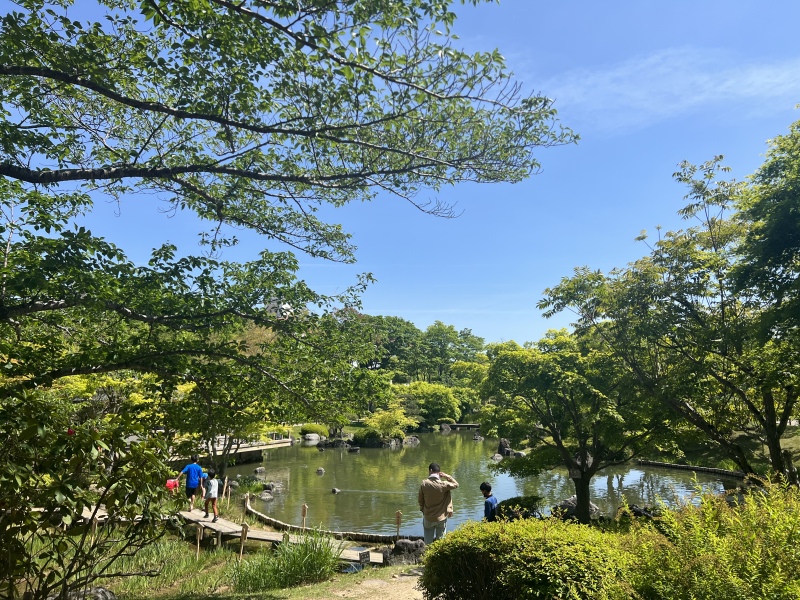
top-left (110, 539), bottom-right (230, 598)
top-left (104, 531), bottom-right (410, 600)
top-left (229, 530), bottom-right (343, 592)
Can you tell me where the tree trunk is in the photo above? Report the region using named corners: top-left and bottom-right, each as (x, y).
top-left (571, 474), bottom-right (593, 525)
top-left (762, 387), bottom-right (788, 476)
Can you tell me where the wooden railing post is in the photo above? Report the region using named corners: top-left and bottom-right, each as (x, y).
top-left (195, 523), bottom-right (203, 559)
top-left (395, 510), bottom-right (402, 541)
top-left (239, 522), bottom-right (249, 560)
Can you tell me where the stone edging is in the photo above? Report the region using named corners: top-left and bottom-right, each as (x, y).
top-left (636, 459), bottom-right (746, 479)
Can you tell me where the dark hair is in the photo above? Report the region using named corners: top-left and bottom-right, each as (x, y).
top-left (428, 462), bottom-right (441, 473)
top-left (208, 470), bottom-right (216, 479)
top-left (191, 454), bottom-right (199, 463)
top-left (480, 482), bottom-right (492, 493)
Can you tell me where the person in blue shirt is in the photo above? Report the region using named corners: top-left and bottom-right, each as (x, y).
top-left (480, 482), bottom-right (499, 522)
top-left (177, 454), bottom-right (204, 511)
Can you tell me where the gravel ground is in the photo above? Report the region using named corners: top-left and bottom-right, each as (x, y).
top-left (304, 568), bottom-right (425, 600)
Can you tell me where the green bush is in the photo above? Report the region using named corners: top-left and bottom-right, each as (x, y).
top-left (420, 519), bottom-right (631, 600)
top-left (299, 423), bottom-right (329, 437)
top-left (234, 474), bottom-right (265, 494)
top-left (230, 529), bottom-right (343, 591)
top-left (437, 417), bottom-right (456, 425)
top-left (626, 482), bottom-right (800, 599)
top-left (497, 495), bottom-right (544, 520)
top-left (352, 428), bottom-right (383, 446)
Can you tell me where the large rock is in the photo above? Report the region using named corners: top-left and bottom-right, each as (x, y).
top-left (498, 438), bottom-right (513, 456)
top-left (263, 481), bottom-right (283, 493)
top-left (552, 495), bottom-right (600, 520)
top-left (48, 588), bottom-right (117, 600)
top-left (379, 538), bottom-right (426, 565)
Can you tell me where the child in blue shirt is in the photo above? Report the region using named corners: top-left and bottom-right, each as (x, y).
top-left (177, 454), bottom-right (204, 511)
top-left (480, 482), bottom-right (499, 522)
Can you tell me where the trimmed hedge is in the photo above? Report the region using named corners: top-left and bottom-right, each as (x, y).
top-left (420, 519), bottom-right (631, 600)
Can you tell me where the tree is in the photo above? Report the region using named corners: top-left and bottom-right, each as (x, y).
top-left (0, 391), bottom-right (172, 600)
top-left (358, 315), bottom-right (424, 382)
top-left (1, 2), bottom-right (573, 591)
top-left (397, 380), bottom-right (461, 426)
top-left (450, 359), bottom-right (489, 418)
top-left (541, 158), bottom-right (800, 478)
top-left (421, 321), bottom-right (485, 383)
top-left (0, 0), bottom-right (571, 416)
top-left (363, 400), bottom-right (418, 440)
top-left (164, 309), bottom-right (385, 473)
top-left (736, 118), bottom-right (800, 335)
top-left (482, 330), bottom-right (665, 523)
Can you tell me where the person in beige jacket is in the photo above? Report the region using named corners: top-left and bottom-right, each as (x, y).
top-left (418, 462), bottom-right (459, 544)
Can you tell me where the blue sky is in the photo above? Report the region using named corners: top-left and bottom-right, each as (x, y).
top-left (81, 0), bottom-right (800, 344)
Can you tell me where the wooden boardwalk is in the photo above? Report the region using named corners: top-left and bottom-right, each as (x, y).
top-left (179, 508), bottom-right (384, 565)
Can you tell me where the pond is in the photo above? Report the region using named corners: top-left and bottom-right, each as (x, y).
top-left (226, 431), bottom-right (741, 537)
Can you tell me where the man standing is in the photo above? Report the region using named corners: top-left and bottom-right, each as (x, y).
top-left (480, 481), bottom-right (499, 522)
top-left (177, 454), bottom-right (204, 511)
top-left (418, 462), bottom-right (459, 545)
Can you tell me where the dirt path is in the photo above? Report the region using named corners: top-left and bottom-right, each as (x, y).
top-left (305, 569), bottom-right (424, 600)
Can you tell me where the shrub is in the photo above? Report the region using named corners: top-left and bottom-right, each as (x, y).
top-left (437, 417), bottom-right (456, 425)
top-left (234, 475), bottom-right (266, 495)
top-left (389, 428), bottom-right (406, 439)
top-left (299, 423), bottom-right (329, 437)
top-left (230, 529), bottom-right (343, 591)
top-left (352, 428), bottom-right (383, 446)
top-left (625, 481), bottom-right (800, 600)
top-left (420, 519), bottom-right (631, 600)
top-left (497, 495), bottom-right (544, 520)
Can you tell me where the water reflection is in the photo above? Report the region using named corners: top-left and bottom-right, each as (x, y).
top-left (226, 431), bottom-right (740, 536)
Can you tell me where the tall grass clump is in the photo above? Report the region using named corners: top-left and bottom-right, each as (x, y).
top-left (107, 538), bottom-right (228, 596)
top-left (627, 481), bottom-right (800, 599)
top-left (230, 529), bottom-right (343, 592)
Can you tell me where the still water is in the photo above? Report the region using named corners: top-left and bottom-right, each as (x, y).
top-left (226, 431), bottom-right (741, 537)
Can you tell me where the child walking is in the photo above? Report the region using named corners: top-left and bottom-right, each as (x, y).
top-left (203, 470), bottom-right (220, 523)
